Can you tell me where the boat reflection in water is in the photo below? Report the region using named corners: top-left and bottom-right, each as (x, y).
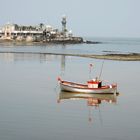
top-left (57, 91), bottom-right (119, 122)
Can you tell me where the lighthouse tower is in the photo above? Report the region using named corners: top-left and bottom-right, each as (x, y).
top-left (61, 16), bottom-right (67, 37)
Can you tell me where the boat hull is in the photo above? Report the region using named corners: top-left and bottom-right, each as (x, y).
top-left (59, 81), bottom-right (117, 94)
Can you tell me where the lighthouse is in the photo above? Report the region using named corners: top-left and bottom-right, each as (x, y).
top-left (61, 15), bottom-right (67, 37)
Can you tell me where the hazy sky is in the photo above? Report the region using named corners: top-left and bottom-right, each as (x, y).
top-left (0, 0), bottom-right (140, 38)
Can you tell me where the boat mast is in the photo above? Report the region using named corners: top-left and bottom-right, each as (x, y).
top-left (99, 61), bottom-right (104, 80)
top-left (89, 63), bottom-right (93, 79)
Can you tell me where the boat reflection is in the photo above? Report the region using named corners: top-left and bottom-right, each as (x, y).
top-left (57, 91), bottom-right (119, 122)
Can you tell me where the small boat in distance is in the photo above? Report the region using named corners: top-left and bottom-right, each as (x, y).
top-left (58, 77), bottom-right (117, 94)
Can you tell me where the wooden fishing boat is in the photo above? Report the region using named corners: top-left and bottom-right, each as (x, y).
top-left (58, 77), bottom-right (117, 94)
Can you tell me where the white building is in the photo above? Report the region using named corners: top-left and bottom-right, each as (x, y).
top-left (0, 23), bottom-right (15, 40)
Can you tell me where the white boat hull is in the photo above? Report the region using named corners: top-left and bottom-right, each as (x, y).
top-left (60, 81), bottom-right (117, 94)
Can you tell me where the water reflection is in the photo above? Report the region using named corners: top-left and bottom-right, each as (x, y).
top-left (57, 92), bottom-right (119, 122)
top-left (0, 52), bottom-right (66, 64)
top-left (61, 55), bottom-right (66, 75)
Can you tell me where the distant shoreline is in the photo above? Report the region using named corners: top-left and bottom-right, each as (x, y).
top-left (0, 39), bottom-right (101, 44)
top-left (81, 53), bottom-right (140, 61)
top-left (0, 51), bottom-right (139, 61)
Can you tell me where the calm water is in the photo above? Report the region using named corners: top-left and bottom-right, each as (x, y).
top-left (0, 38), bottom-right (140, 140)
top-left (0, 37), bottom-right (140, 55)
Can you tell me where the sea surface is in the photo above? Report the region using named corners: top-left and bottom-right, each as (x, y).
top-left (0, 38), bottom-right (140, 140)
